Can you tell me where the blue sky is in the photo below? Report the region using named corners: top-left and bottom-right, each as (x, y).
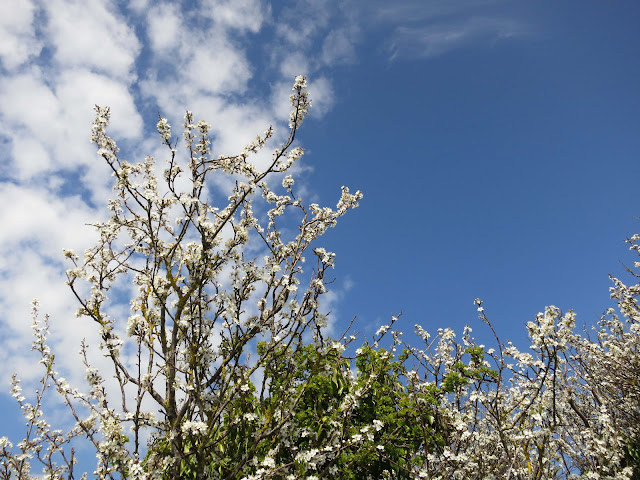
top-left (1, 0), bottom-right (639, 466)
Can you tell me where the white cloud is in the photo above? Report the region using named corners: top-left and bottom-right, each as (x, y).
top-left (0, 184), bottom-right (96, 271)
top-left (370, 0), bottom-right (513, 24)
top-left (0, 66), bottom-right (141, 202)
top-left (273, 0), bottom-right (361, 72)
top-left (308, 76), bottom-right (334, 118)
top-left (0, 69), bottom-right (60, 141)
top-left (13, 138), bottom-right (53, 179)
top-left (203, 0), bottom-right (267, 33)
top-left (127, 0), bottom-right (151, 14)
top-left (146, 2), bottom-right (183, 55)
top-left (279, 52), bottom-right (310, 79)
top-left (184, 36), bottom-right (253, 95)
top-left (0, 2), bottom-right (43, 71)
top-left (321, 28), bottom-right (357, 66)
top-left (0, 183), bottom-right (98, 385)
top-left (142, 7), bottom-right (257, 111)
top-left (44, 0), bottom-right (141, 80)
top-left (0, 69), bottom-right (62, 180)
top-left (275, 0), bottom-right (332, 48)
top-left (55, 68), bottom-right (143, 205)
top-left (56, 69), bottom-right (142, 141)
top-left (270, 80), bottom-right (296, 126)
top-left (0, 1), bottom-right (146, 394)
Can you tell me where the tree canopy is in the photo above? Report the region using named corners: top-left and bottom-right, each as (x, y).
top-left (1, 77), bottom-right (639, 480)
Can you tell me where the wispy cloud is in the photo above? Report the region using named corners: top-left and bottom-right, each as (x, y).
top-left (274, 0), bottom-right (361, 69)
top-left (363, 0), bottom-right (530, 61)
top-left (387, 15), bottom-right (527, 61)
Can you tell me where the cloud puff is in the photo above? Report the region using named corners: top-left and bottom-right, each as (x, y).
top-left (203, 0), bottom-right (267, 33)
top-left (146, 2), bottom-right (183, 54)
top-left (0, 0), bottom-right (42, 71)
top-left (0, 69), bottom-right (61, 180)
top-left (141, 3), bottom-right (260, 114)
top-left (44, 0), bottom-right (141, 80)
top-left (0, 66), bottom-right (141, 201)
top-left (321, 28), bottom-right (358, 66)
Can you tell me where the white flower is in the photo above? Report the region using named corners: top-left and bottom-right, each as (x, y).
top-left (282, 175), bottom-right (295, 188)
top-left (126, 314), bottom-right (144, 337)
top-left (293, 75), bottom-right (307, 89)
top-left (127, 460), bottom-right (146, 480)
top-left (181, 420), bottom-right (208, 435)
top-left (376, 325), bottom-right (389, 336)
top-left (157, 118), bottom-right (171, 141)
top-left (332, 341), bottom-right (345, 353)
top-left (62, 248), bottom-right (79, 261)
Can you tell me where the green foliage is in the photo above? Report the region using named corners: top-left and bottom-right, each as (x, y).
top-left (622, 435), bottom-right (640, 480)
top-left (142, 335), bottom-right (499, 479)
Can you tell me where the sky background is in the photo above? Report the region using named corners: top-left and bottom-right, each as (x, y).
top-left (1, 0), bottom-right (639, 468)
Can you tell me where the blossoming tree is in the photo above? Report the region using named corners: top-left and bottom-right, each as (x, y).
top-left (1, 76), bottom-right (639, 480)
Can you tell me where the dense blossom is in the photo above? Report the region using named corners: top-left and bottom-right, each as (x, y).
top-left (1, 76), bottom-right (638, 479)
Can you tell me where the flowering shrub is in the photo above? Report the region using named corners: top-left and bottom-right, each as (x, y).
top-left (1, 76), bottom-right (638, 479)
